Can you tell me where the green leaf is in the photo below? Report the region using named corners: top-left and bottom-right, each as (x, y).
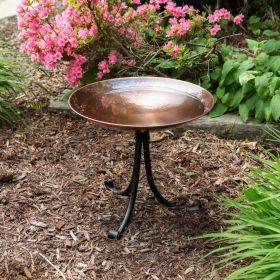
top-left (263, 39), bottom-right (280, 54)
top-left (246, 39), bottom-right (260, 53)
top-left (269, 56), bottom-right (280, 72)
top-left (209, 101), bottom-right (228, 117)
top-left (238, 60), bottom-right (254, 73)
top-left (157, 60), bottom-right (175, 69)
top-left (210, 68), bottom-right (222, 81)
top-left (244, 188), bottom-right (263, 203)
top-left (229, 88), bottom-right (244, 108)
top-left (270, 93), bottom-right (280, 121)
top-left (246, 94), bottom-right (259, 111)
top-left (264, 100), bottom-right (272, 121)
top-left (221, 92), bottom-right (231, 105)
top-left (221, 60), bottom-right (238, 78)
top-left (262, 30), bottom-right (280, 37)
top-left (239, 71), bottom-right (255, 86)
top-left (248, 15), bottom-right (260, 25)
top-left (255, 52), bottom-right (270, 65)
top-left (220, 60), bottom-right (239, 86)
top-left (255, 72), bottom-right (273, 96)
top-left (255, 99), bottom-right (265, 121)
top-left (216, 87), bottom-right (225, 98)
top-left (239, 103), bottom-right (250, 122)
top-left (269, 77), bottom-right (280, 96)
top-left (242, 79), bottom-right (255, 95)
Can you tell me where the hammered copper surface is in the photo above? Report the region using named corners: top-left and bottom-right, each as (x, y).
top-left (69, 77), bottom-right (214, 131)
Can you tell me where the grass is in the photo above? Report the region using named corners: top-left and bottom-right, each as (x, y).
top-left (203, 128), bottom-right (280, 280)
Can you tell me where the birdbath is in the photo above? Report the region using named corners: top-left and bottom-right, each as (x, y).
top-left (69, 77), bottom-right (214, 240)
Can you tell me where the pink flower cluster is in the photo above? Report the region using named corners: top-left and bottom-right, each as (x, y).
top-left (234, 14), bottom-right (245, 25)
top-left (163, 41), bottom-right (180, 57)
top-left (207, 8), bottom-right (244, 36)
top-left (17, 0), bottom-right (245, 87)
top-left (167, 17), bottom-right (192, 37)
top-left (208, 8), bottom-right (231, 23)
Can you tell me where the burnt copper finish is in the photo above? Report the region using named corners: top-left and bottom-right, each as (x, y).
top-left (68, 77), bottom-right (214, 131)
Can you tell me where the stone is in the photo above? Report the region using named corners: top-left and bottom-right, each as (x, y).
top-left (48, 94), bottom-right (280, 141)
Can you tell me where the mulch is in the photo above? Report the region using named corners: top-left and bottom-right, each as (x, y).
top-left (0, 12), bottom-right (264, 280)
top-left (0, 109), bottom-right (260, 280)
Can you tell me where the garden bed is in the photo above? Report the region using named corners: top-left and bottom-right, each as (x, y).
top-left (0, 109), bottom-right (259, 279)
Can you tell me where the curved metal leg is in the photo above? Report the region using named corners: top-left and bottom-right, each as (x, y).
top-left (107, 132), bottom-right (142, 240)
top-left (142, 132), bottom-right (181, 208)
top-left (105, 180), bottom-right (132, 196)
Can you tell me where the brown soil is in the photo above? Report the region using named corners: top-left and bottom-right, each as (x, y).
top-left (0, 109), bottom-right (260, 280)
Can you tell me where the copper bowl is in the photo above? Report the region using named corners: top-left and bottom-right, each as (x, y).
top-left (68, 77), bottom-right (214, 131)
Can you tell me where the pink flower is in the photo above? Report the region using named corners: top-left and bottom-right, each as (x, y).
top-left (210, 24), bottom-right (221, 36)
top-left (97, 71), bottom-right (104, 80)
top-left (98, 59), bottom-right (110, 74)
top-left (108, 51), bottom-right (119, 64)
top-left (126, 59), bottom-right (136, 66)
top-left (234, 14), bottom-right (244, 24)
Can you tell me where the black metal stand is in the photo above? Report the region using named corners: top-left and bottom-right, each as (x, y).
top-left (106, 131), bottom-right (180, 240)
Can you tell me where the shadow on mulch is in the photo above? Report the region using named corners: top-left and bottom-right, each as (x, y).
top-left (0, 110), bottom-right (259, 280)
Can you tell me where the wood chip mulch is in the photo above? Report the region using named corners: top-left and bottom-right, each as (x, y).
top-left (0, 110), bottom-right (261, 280)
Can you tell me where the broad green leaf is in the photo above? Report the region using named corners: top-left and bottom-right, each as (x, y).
top-left (255, 52), bottom-right (270, 65)
top-left (262, 30), bottom-right (280, 37)
top-left (219, 44), bottom-right (233, 57)
top-left (221, 60), bottom-right (239, 79)
top-left (229, 88), bottom-right (244, 108)
top-left (263, 39), bottom-right (280, 54)
top-left (220, 61), bottom-right (239, 87)
top-left (157, 60), bottom-right (174, 69)
top-left (209, 101), bottom-right (228, 117)
top-left (270, 93), bottom-right (280, 121)
top-left (239, 71), bottom-right (255, 86)
top-left (216, 87), bottom-right (225, 98)
top-left (210, 68), bottom-right (222, 81)
top-left (255, 72), bottom-right (273, 96)
top-left (221, 92), bottom-right (231, 105)
top-left (242, 79), bottom-right (255, 95)
top-left (246, 39), bottom-right (259, 53)
top-left (248, 15), bottom-right (260, 25)
top-left (269, 56), bottom-right (280, 72)
top-left (246, 94), bottom-right (258, 111)
top-left (239, 103), bottom-right (250, 122)
top-left (255, 99), bottom-right (265, 121)
top-left (264, 100), bottom-right (272, 121)
top-left (238, 60), bottom-right (254, 73)
top-left (269, 77), bottom-right (280, 96)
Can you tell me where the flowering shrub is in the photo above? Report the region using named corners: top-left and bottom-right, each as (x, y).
top-left (17, 0), bottom-right (244, 87)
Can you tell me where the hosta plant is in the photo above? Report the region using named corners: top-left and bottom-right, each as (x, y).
top-left (206, 38), bottom-right (280, 123)
top-left (203, 128), bottom-right (280, 280)
top-left (17, 0), bottom-right (244, 87)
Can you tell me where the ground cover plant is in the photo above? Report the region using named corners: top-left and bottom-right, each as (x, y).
top-left (204, 129), bottom-right (280, 279)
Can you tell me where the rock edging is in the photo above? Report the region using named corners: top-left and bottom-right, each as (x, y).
top-left (49, 94), bottom-right (280, 141)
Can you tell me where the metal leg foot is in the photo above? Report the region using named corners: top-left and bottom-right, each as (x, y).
top-left (142, 132), bottom-right (183, 208)
top-left (105, 180), bottom-right (131, 196)
top-left (107, 132), bottom-right (142, 239)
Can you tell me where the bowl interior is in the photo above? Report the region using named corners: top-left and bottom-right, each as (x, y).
top-left (69, 77), bottom-right (214, 130)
